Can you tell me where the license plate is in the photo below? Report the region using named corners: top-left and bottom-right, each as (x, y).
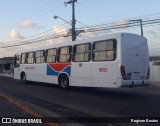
top-left (140, 76), bottom-right (145, 80)
top-left (131, 73), bottom-right (140, 80)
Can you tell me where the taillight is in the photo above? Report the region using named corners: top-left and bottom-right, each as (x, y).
top-left (120, 66), bottom-right (127, 80)
top-left (146, 67), bottom-right (150, 79)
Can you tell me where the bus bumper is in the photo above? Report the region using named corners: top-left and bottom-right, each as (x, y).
top-left (118, 79), bottom-right (151, 87)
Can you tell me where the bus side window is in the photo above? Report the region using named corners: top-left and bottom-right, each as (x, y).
top-left (27, 52), bottom-right (35, 64)
top-left (58, 46), bottom-right (72, 62)
top-left (46, 48), bottom-right (57, 63)
top-left (21, 53), bottom-right (26, 64)
top-left (92, 39), bottom-right (117, 61)
top-left (35, 50), bottom-right (45, 64)
top-left (73, 43), bottom-right (91, 62)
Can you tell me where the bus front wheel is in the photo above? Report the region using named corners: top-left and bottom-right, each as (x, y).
top-left (21, 72), bottom-right (27, 84)
top-left (59, 75), bottom-right (70, 90)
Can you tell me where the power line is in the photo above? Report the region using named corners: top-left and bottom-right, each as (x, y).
top-left (0, 0), bottom-right (62, 33)
top-left (1, 22), bottom-right (70, 46)
top-left (1, 17), bottom-right (160, 49)
top-left (76, 18), bottom-right (160, 38)
top-left (0, 32), bottom-right (70, 48)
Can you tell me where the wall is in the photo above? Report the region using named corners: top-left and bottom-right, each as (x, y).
top-left (150, 61), bottom-right (160, 82)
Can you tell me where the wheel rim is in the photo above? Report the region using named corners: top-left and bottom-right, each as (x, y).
top-left (23, 75), bottom-right (26, 81)
top-left (22, 74), bottom-right (26, 83)
top-left (61, 79), bottom-right (68, 88)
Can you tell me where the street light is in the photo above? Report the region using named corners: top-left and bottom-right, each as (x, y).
top-left (53, 15), bottom-right (76, 41)
top-left (53, 15), bottom-right (72, 25)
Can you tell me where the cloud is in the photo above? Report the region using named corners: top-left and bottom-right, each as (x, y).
top-left (19, 20), bottom-right (44, 29)
top-left (79, 27), bottom-right (113, 39)
top-left (53, 26), bottom-right (68, 35)
top-left (0, 40), bottom-right (4, 48)
top-left (19, 20), bottom-right (37, 28)
top-left (9, 30), bottom-right (25, 40)
top-left (114, 20), bottom-right (129, 28)
top-left (0, 39), bottom-right (3, 44)
top-left (0, 46), bottom-right (23, 58)
top-left (149, 47), bottom-right (160, 56)
top-left (147, 30), bottom-right (157, 35)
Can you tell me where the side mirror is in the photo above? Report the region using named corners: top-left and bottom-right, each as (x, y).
top-left (13, 55), bottom-right (17, 66)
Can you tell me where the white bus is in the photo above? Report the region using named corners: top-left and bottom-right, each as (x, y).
top-left (13, 33), bottom-right (150, 89)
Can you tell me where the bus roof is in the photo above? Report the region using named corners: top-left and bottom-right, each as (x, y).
top-left (16, 32), bottom-right (145, 54)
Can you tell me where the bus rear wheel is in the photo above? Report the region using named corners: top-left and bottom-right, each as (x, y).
top-left (59, 75), bottom-right (70, 90)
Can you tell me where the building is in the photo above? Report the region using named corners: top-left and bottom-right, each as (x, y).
top-left (0, 57), bottom-right (14, 74)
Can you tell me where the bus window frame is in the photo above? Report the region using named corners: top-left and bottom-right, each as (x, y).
top-left (72, 42), bottom-right (91, 62)
top-left (27, 51), bottom-right (35, 64)
top-left (35, 50), bottom-right (45, 64)
top-left (21, 53), bottom-right (26, 64)
top-left (92, 39), bottom-right (117, 62)
top-left (58, 46), bottom-right (72, 63)
top-left (46, 48), bottom-right (57, 63)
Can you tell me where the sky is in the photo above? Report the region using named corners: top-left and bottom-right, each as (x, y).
top-left (0, 0), bottom-right (160, 57)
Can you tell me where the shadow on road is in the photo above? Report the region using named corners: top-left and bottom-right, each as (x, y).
top-left (18, 80), bottom-right (148, 100)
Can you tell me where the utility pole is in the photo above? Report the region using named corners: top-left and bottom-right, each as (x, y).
top-left (65, 0), bottom-right (77, 41)
top-left (129, 19), bottom-right (143, 36)
top-left (139, 19), bottom-right (143, 36)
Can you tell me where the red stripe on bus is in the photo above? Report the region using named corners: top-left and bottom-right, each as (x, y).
top-left (48, 63), bottom-right (71, 72)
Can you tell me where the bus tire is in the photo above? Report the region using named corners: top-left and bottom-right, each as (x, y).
top-left (59, 74), bottom-right (70, 90)
top-left (21, 72), bottom-right (27, 84)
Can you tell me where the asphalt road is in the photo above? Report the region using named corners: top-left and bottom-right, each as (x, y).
top-left (0, 76), bottom-right (160, 126)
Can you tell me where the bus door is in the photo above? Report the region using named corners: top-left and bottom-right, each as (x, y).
top-left (13, 55), bottom-right (20, 79)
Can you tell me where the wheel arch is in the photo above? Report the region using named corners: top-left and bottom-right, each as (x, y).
top-left (20, 71), bottom-right (26, 80)
top-left (58, 72), bottom-right (70, 85)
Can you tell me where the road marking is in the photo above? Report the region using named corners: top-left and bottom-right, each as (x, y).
top-left (0, 91), bottom-right (59, 126)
